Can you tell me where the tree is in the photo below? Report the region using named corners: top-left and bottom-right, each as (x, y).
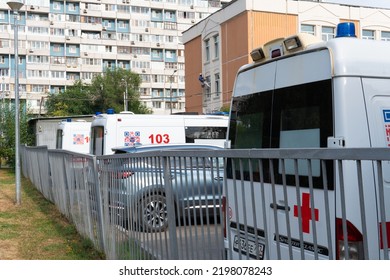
top-left (220, 104), bottom-right (230, 114)
top-left (45, 80), bottom-right (94, 116)
top-left (0, 100), bottom-right (34, 168)
top-left (90, 67), bottom-right (151, 114)
top-left (45, 68), bottom-right (152, 116)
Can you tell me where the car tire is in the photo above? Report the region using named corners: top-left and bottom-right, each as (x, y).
top-left (139, 193), bottom-right (169, 232)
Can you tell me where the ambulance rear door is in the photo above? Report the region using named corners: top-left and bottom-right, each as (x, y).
top-left (267, 49), bottom-right (334, 259)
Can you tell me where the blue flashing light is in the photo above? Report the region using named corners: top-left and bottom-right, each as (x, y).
top-left (208, 111), bottom-right (229, 116)
top-left (95, 112), bottom-right (101, 116)
top-left (66, 118), bottom-right (72, 122)
top-left (106, 108), bottom-right (115, 114)
top-left (336, 22), bottom-right (356, 38)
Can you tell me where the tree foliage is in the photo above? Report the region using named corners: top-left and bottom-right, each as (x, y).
top-left (45, 80), bottom-right (94, 116)
top-left (0, 100), bottom-right (34, 167)
top-left (45, 68), bottom-right (152, 116)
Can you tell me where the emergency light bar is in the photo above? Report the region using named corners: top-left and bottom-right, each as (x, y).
top-left (336, 22), bottom-right (356, 38)
top-left (250, 47), bottom-right (265, 61)
top-left (250, 22), bottom-right (356, 63)
top-left (283, 36), bottom-right (302, 51)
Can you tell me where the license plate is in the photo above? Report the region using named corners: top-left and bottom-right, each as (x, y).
top-left (233, 235), bottom-right (265, 259)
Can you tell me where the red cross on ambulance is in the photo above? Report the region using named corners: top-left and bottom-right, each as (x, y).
top-left (294, 193), bottom-right (319, 234)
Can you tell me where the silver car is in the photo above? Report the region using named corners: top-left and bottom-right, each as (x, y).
top-left (104, 144), bottom-right (224, 232)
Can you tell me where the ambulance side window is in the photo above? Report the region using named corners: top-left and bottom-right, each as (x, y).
top-left (56, 129), bottom-right (63, 149)
top-left (227, 91), bottom-right (272, 181)
top-left (228, 91), bottom-right (272, 149)
top-left (91, 126), bottom-right (104, 156)
top-left (185, 126), bottom-right (227, 142)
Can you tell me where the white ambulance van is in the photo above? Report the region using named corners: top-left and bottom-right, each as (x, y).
top-left (90, 109), bottom-right (228, 155)
top-left (56, 119), bottom-right (91, 154)
top-left (223, 22), bottom-right (390, 260)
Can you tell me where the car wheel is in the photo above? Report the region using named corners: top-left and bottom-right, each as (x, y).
top-left (140, 193), bottom-right (168, 232)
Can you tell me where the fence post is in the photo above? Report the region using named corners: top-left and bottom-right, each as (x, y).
top-left (163, 156), bottom-right (179, 259)
top-left (93, 156), bottom-right (107, 254)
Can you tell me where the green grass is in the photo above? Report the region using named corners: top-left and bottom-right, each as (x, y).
top-left (0, 168), bottom-right (106, 260)
top-left (0, 222), bottom-right (21, 240)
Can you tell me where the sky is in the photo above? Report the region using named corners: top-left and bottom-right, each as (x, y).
top-left (323, 0), bottom-right (390, 9)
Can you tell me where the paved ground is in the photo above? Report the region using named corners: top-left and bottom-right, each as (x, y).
top-left (137, 223), bottom-right (224, 260)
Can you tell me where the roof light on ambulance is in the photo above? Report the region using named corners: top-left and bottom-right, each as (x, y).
top-left (250, 47), bottom-right (265, 62)
top-left (283, 36), bottom-right (302, 51)
top-left (336, 22), bottom-right (356, 38)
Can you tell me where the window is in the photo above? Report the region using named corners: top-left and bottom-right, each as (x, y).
top-left (362, 29), bottom-right (375, 40)
top-left (165, 49), bottom-right (175, 59)
top-left (0, 39), bottom-right (9, 48)
top-left (205, 39), bottom-right (210, 61)
top-left (153, 101), bottom-right (161, 108)
top-left (66, 57), bottom-right (78, 66)
top-left (213, 35), bottom-right (219, 59)
top-left (177, 11), bottom-right (194, 19)
top-left (51, 71), bottom-right (65, 79)
top-left (164, 22), bottom-right (177, 30)
top-left (90, 126), bottom-right (104, 156)
top-left (68, 3), bottom-right (76, 11)
top-left (50, 28), bottom-right (65, 36)
top-left (322, 26), bottom-right (335, 41)
top-left (165, 35), bottom-right (175, 43)
top-left (0, 69), bottom-right (8, 77)
top-left (118, 46), bottom-right (131, 54)
top-left (53, 2), bottom-right (61, 11)
top-left (381, 31), bottom-right (390, 41)
top-left (214, 73), bottom-right (220, 96)
top-left (118, 21), bottom-right (127, 29)
top-left (68, 45), bottom-right (77, 54)
top-left (52, 56), bottom-right (65, 64)
top-left (28, 55), bottom-right (49, 64)
top-left (31, 84), bottom-right (48, 93)
top-left (228, 79), bottom-right (333, 188)
top-left (81, 72), bottom-right (98, 80)
top-left (56, 129), bottom-right (63, 149)
top-left (301, 24), bottom-right (315, 36)
top-left (185, 126), bottom-right (227, 143)
top-left (53, 44), bottom-right (61, 52)
top-left (165, 10), bottom-right (175, 20)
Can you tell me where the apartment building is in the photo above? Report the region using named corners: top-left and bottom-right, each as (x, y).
top-left (182, 0), bottom-right (390, 114)
top-left (0, 0), bottom-right (231, 115)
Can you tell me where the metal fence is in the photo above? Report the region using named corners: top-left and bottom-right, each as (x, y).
top-left (20, 146), bottom-right (390, 260)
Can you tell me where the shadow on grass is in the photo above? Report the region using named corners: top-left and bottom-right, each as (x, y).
top-left (20, 175), bottom-right (106, 260)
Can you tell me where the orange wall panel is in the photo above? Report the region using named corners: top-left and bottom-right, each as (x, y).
top-left (250, 11), bottom-right (297, 48)
top-left (184, 36), bottom-right (204, 114)
top-left (220, 11), bottom-right (298, 110)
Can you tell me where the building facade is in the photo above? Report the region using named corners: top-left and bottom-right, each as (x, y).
top-left (182, 0), bottom-right (390, 114)
top-left (0, 0), bottom-right (231, 115)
